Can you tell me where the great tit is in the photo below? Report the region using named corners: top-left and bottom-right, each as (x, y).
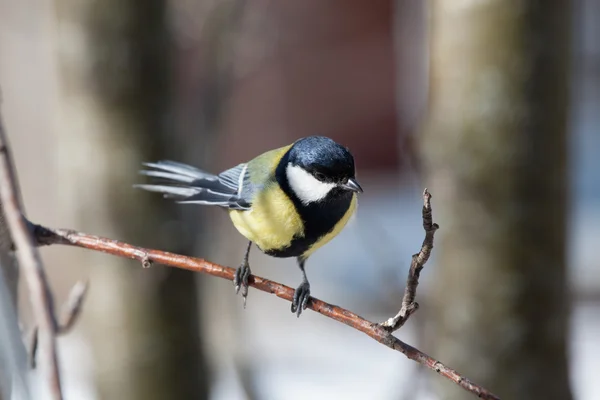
top-left (135, 135), bottom-right (363, 316)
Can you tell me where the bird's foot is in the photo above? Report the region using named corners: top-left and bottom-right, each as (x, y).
top-left (291, 281), bottom-right (311, 317)
top-left (234, 263), bottom-right (251, 307)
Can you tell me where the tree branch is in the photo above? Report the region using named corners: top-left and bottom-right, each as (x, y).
top-left (380, 188), bottom-right (438, 331)
top-left (0, 113), bottom-right (63, 399)
top-left (32, 224), bottom-right (500, 400)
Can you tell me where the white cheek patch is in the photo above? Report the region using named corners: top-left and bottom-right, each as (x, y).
top-left (286, 164), bottom-right (336, 205)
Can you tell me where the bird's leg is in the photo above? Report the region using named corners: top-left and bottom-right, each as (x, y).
top-left (291, 258), bottom-right (311, 317)
top-left (234, 241), bottom-right (252, 307)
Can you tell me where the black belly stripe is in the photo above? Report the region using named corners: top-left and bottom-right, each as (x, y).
top-left (264, 152), bottom-right (353, 259)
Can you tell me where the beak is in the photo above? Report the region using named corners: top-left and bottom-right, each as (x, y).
top-left (341, 177), bottom-right (363, 193)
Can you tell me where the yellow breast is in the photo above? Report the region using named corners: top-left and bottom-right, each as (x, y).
top-left (229, 183), bottom-right (304, 252)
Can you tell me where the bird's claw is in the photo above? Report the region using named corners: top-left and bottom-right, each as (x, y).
top-left (233, 263), bottom-right (251, 307)
top-left (291, 281), bottom-right (311, 317)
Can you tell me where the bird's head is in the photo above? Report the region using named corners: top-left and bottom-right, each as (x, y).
top-left (285, 136), bottom-right (363, 205)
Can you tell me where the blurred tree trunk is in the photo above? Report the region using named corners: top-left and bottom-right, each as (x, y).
top-left (54, 1), bottom-right (210, 399)
top-left (0, 133), bottom-right (29, 400)
top-left (0, 257), bottom-right (29, 400)
top-left (421, 1), bottom-right (572, 399)
top-left (0, 179), bottom-right (17, 400)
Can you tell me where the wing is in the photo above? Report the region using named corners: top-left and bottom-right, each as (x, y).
top-left (135, 160), bottom-right (251, 210)
top-left (218, 144), bottom-right (294, 206)
top-left (218, 163), bottom-right (249, 193)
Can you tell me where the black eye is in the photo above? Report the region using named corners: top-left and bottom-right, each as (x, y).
top-left (314, 172), bottom-right (327, 181)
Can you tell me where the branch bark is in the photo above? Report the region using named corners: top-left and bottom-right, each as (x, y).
top-left (31, 222), bottom-right (499, 400)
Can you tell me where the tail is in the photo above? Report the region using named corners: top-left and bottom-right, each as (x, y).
top-left (134, 160), bottom-right (250, 210)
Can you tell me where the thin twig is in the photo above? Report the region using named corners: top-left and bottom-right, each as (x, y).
top-left (32, 224), bottom-right (499, 400)
top-left (58, 280), bottom-right (89, 333)
top-left (0, 114), bottom-right (63, 399)
top-left (27, 326), bottom-right (38, 369)
top-left (380, 188), bottom-right (438, 331)
top-left (29, 280), bottom-right (89, 368)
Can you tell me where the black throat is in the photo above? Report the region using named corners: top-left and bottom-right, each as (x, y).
top-left (267, 151), bottom-right (353, 259)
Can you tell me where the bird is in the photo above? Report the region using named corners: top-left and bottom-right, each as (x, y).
top-left (135, 135), bottom-right (363, 317)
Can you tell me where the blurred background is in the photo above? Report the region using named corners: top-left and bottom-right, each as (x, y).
top-left (0, 0), bottom-right (598, 399)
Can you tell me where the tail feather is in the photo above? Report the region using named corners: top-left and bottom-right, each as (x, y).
top-left (142, 161), bottom-right (212, 179)
top-left (135, 160), bottom-right (251, 210)
top-left (139, 170), bottom-right (196, 184)
top-left (133, 184), bottom-right (198, 199)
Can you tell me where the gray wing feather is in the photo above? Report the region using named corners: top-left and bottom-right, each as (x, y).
top-left (217, 163), bottom-right (255, 206)
top-left (218, 163), bottom-right (248, 192)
